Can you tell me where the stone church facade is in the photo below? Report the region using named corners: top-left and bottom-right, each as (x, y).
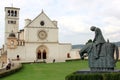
top-left (0, 7), bottom-right (73, 63)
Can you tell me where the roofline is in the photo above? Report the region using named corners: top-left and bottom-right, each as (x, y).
top-left (25, 10), bottom-right (57, 27)
top-left (5, 7), bottom-right (20, 10)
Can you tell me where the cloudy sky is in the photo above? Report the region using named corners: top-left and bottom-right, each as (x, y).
top-left (0, 0), bottom-right (120, 47)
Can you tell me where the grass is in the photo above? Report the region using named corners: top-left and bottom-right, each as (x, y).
top-left (1, 60), bottom-right (120, 80)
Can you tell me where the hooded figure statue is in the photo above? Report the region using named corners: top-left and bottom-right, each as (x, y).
top-left (90, 26), bottom-right (106, 59)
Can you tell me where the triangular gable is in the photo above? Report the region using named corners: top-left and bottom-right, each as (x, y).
top-left (26, 11), bottom-right (57, 28)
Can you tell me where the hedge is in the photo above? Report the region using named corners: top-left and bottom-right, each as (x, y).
top-left (66, 71), bottom-right (120, 80)
top-left (0, 63), bottom-right (22, 78)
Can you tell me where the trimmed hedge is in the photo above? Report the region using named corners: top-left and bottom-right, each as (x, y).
top-left (0, 63), bottom-right (22, 78)
top-left (66, 72), bottom-right (120, 80)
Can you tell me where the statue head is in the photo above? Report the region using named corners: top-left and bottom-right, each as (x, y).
top-left (90, 26), bottom-right (96, 31)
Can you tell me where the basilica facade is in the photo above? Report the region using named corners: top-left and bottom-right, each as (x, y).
top-left (0, 7), bottom-right (73, 63)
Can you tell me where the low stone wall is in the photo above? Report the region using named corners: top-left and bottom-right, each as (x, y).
top-left (0, 68), bottom-right (6, 72)
top-left (0, 63), bottom-right (22, 78)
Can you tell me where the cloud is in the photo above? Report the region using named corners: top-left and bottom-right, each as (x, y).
top-left (101, 16), bottom-right (120, 42)
top-left (0, 0), bottom-right (120, 46)
top-left (103, 16), bottom-right (120, 32)
top-left (58, 15), bottom-right (90, 33)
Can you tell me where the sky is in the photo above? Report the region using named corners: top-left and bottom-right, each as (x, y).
top-left (0, 0), bottom-right (120, 47)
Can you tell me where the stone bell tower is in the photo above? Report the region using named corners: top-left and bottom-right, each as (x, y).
top-left (4, 7), bottom-right (20, 45)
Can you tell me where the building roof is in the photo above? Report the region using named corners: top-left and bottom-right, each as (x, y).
top-left (9, 31), bottom-right (16, 37)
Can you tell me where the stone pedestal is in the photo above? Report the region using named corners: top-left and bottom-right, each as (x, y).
top-left (75, 70), bottom-right (120, 74)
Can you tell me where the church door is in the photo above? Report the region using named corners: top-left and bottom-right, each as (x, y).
top-left (43, 50), bottom-right (46, 59)
top-left (36, 45), bottom-right (48, 60)
top-left (37, 50), bottom-right (41, 59)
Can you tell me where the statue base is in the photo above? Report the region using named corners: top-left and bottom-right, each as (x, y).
top-left (65, 70), bottom-right (120, 80)
top-left (75, 70), bottom-right (120, 74)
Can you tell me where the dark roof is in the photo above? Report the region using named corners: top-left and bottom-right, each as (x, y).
top-left (9, 32), bottom-right (16, 37)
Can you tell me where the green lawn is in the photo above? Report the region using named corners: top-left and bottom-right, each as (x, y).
top-left (1, 60), bottom-right (120, 80)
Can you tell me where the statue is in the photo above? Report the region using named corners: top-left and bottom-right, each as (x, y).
top-left (79, 26), bottom-right (119, 71)
top-left (90, 26), bottom-right (106, 59)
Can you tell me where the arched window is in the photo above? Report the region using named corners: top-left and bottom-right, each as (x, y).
top-left (14, 11), bottom-right (17, 16)
top-left (11, 10), bottom-right (14, 16)
top-left (8, 10), bottom-right (10, 16)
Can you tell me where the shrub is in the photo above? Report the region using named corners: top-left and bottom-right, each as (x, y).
top-left (66, 72), bottom-right (120, 80)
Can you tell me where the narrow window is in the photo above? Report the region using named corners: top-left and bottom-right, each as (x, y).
top-left (8, 10), bottom-right (10, 16)
top-left (11, 10), bottom-right (14, 16)
top-left (14, 11), bottom-right (17, 17)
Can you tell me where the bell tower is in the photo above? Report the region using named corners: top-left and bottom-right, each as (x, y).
top-left (4, 7), bottom-right (20, 44)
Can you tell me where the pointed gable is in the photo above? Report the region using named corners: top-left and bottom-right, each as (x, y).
top-left (26, 11), bottom-right (57, 28)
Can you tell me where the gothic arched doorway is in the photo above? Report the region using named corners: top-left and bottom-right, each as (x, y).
top-left (37, 50), bottom-right (41, 59)
top-left (43, 50), bottom-right (46, 59)
top-left (36, 45), bottom-right (48, 60)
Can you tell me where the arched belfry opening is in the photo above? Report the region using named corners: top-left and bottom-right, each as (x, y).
top-left (36, 45), bottom-right (48, 60)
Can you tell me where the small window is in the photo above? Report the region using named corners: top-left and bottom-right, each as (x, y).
top-left (67, 53), bottom-right (71, 58)
top-left (17, 55), bottom-right (20, 60)
top-left (8, 20), bottom-right (10, 24)
top-left (11, 21), bottom-right (13, 24)
top-left (40, 21), bottom-right (45, 26)
top-left (8, 20), bottom-right (16, 24)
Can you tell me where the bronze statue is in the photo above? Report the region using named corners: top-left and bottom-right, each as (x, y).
top-left (90, 26), bottom-right (106, 59)
top-left (79, 26), bottom-right (119, 71)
